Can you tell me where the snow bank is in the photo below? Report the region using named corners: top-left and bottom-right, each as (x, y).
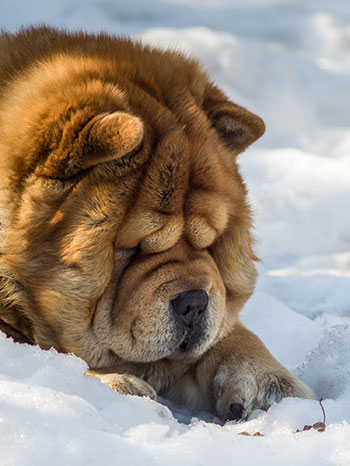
top-left (1, 0), bottom-right (350, 464)
top-left (1, 332), bottom-right (350, 466)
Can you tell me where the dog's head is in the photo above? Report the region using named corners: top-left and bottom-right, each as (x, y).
top-left (0, 35), bottom-right (264, 367)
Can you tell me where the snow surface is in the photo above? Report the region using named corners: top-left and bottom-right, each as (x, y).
top-left (1, 1), bottom-right (350, 465)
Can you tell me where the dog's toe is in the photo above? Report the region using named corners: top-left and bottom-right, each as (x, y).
top-left (87, 370), bottom-right (157, 400)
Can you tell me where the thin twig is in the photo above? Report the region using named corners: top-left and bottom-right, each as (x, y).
top-left (319, 398), bottom-right (326, 425)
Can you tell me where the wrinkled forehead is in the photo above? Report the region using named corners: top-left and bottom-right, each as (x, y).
top-left (117, 122), bottom-right (244, 253)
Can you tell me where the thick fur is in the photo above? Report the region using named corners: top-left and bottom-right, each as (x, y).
top-left (0, 26), bottom-right (313, 421)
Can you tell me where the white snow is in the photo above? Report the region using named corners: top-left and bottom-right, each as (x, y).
top-left (1, 0), bottom-right (350, 464)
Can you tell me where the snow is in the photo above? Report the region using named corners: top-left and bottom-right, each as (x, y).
top-left (1, 0), bottom-right (350, 464)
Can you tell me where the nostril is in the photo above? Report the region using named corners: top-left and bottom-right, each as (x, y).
top-left (171, 289), bottom-right (209, 325)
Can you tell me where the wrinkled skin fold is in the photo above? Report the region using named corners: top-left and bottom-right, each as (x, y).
top-left (0, 27), bottom-right (314, 421)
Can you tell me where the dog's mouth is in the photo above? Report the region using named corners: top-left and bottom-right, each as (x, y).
top-left (179, 328), bottom-right (193, 352)
top-left (177, 321), bottom-right (205, 352)
top-left (167, 308), bottom-right (214, 360)
top-left (179, 335), bottom-right (196, 353)
top-left (94, 246), bottom-right (224, 363)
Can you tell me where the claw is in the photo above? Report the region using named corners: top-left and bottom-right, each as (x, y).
top-left (228, 402), bottom-right (244, 421)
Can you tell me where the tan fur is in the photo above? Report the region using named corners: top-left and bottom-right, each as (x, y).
top-left (0, 26), bottom-right (313, 421)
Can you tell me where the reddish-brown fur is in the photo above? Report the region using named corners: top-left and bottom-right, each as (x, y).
top-left (0, 27), bottom-right (313, 420)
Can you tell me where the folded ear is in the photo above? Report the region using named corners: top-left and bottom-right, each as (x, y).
top-left (206, 102), bottom-right (265, 154)
top-left (202, 83), bottom-right (265, 153)
top-left (79, 112), bottom-right (144, 169)
top-left (40, 111), bottom-right (144, 178)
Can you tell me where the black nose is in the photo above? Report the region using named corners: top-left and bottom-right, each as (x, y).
top-left (171, 290), bottom-right (209, 325)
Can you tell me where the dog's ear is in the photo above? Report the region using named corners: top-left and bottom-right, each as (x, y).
top-left (202, 85), bottom-right (265, 154)
top-left (206, 102), bottom-right (265, 154)
top-left (78, 112), bottom-right (144, 169)
top-left (39, 112), bottom-right (144, 178)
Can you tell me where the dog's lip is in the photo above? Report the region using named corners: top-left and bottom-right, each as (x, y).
top-left (179, 334), bottom-right (191, 352)
top-left (168, 328), bottom-right (209, 361)
top-left (175, 320), bottom-right (208, 354)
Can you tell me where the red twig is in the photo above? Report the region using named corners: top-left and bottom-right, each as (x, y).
top-left (319, 398), bottom-right (326, 425)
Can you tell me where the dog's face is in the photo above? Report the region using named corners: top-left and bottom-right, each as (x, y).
top-left (0, 38), bottom-right (264, 368)
top-left (94, 125), bottom-right (233, 363)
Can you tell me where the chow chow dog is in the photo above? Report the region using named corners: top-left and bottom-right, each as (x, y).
top-left (0, 26), bottom-right (313, 421)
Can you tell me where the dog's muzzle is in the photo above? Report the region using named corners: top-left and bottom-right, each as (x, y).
top-left (170, 289), bottom-right (209, 352)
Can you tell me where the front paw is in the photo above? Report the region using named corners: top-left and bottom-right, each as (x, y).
top-left (213, 362), bottom-right (314, 421)
top-left (87, 370), bottom-right (157, 400)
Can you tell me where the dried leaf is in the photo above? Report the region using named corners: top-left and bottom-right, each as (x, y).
top-left (295, 399), bottom-right (327, 434)
top-left (313, 422), bottom-right (326, 432)
top-left (302, 425), bottom-right (313, 431)
top-left (239, 431), bottom-right (264, 437)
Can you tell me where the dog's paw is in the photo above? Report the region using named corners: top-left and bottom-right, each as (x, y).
top-left (87, 370), bottom-right (157, 400)
top-left (213, 362), bottom-right (314, 422)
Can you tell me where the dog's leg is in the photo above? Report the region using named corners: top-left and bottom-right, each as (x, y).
top-left (86, 369), bottom-right (157, 400)
top-left (198, 321), bottom-right (314, 421)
